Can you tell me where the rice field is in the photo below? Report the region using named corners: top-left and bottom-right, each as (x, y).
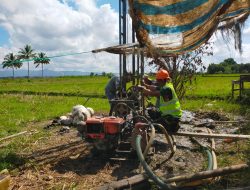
top-left (0, 74), bottom-right (249, 138)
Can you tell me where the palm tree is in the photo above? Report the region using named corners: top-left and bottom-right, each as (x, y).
top-left (2, 53), bottom-right (22, 78)
top-left (18, 44), bottom-right (36, 78)
top-left (34, 52), bottom-right (51, 77)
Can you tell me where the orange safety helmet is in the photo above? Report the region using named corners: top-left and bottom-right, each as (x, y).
top-left (156, 69), bottom-right (170, 80)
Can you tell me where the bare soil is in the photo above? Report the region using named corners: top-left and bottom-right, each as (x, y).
top-left (8, 111), bottom-right (248, 190)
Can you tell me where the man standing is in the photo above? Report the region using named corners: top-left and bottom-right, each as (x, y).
top-left (105, 75), bottom-right (120, 102)
top-left (105, 74), bottom-right (132, 115)
top-left (139, 69), bottom-right (182, 133)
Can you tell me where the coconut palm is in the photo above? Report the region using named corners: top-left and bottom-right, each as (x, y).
top-left (2, 53), bottom-right (22, 78)
top-left (18, 44), bottom-right (36, 78)
top-left (34, 52), bottom-right (51, 77)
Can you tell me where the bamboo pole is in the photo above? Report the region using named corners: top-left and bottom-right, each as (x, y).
top-left (0, 131), bottom-right (27, 143)
top-left (164, 164), bottom-right (248, 183)
top-left (175, 132), bottom-right (250, 140)
top-left (211, 120), bottom-right (249, 123)
top-left (193, 120), bottom-right (250, 127)
top-left (97, 164), bottom-right (248, 190)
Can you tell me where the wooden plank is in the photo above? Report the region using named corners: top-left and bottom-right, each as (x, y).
top-left (211, 120), bottom-right (249, 123)
top-left (222, 187), bottom-right (250, 190)
top-left (193, 120), bottom-right (250, 127)
top-left (175, 132), bottom-right (250, 139)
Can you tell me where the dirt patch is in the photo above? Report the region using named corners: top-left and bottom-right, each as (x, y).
top-left (9, 127), bottom-right (141, 190)
top-left (195, 111), bottom-right (230, 121)
top-left (8, 112), bottom-right (249, 190)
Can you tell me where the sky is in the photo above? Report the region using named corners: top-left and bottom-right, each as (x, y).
top-left (0, 0), bottom-right (250, 74)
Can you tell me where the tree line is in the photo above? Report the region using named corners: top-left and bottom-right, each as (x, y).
top-left (207, 58), bottom-right (250, 74)
top-left (1, 44), bottom-right (51, 78)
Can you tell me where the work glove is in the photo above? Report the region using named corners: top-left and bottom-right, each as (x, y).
top-left (136, 85), bottom-right (146, 91)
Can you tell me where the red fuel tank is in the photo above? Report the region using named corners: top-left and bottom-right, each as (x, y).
top-left (85, 116), bottom-right (125, 136)
top-left (103, 116), bottom-right (125, 134)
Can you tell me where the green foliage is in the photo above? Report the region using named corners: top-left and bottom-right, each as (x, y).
top-left (18, 44), bottom-right (36, 78)
top-left (1, 53), bottom-right (22, 78)
top-left (221, 58), bottom-right (237, 66)
top-left (34, 52), bottom-right (50, 67)
top-left (207, 58), bottom-right (250, 74)
top-left (0, 150), bottom-right (26, 170)
top-left (18, 44), bottom-right (36, 60)
top-left (34, 52), bottom-right (51, 77)
top-left (106, 72), bottom-right (114, 78)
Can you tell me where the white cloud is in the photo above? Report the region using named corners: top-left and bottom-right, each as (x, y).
top-left (203, 19), bottom-right (250, 66)
top-left (0, 0), bottom-right (120, 73)
top-left (0, 0), bottom-right (249, 74)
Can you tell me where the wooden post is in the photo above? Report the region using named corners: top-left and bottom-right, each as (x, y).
top-left (232, 81), bottom-right (234, 98)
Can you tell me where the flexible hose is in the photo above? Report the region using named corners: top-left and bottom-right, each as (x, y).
top-left (139, 124), bottom-right (155, 173)
top-left (150, 123), bottom-right (176, 170)
top-left (143, 124), bottom-right (155, 157)
top-left (136, 135), bottom-right (173, 189)
top-left (207, 128), bottom-right (219, 181)
top-left (207, 129), bottom-right (217, 170)
top-left (153, 123), bottom-right (176, 154)
top-left (132, 115), bottom-right (153, 158)
top-left (134, 118), bottom-right (214, 188)
top-left (132, 116), bottom-right (154, 173)
top-left (181, 137), bottom-right (213, 187)
top-left (205, 149), bottom-right (213, 170)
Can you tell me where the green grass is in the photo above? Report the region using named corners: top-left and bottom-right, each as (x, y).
top-left (198, 123), bottom-right (250, 190)
top-left (181, 98), bottom-right (244, 113)
top-left (186, 75), bottom-right (242, 98)
top-left (0, 76), bottom-right (108, 96)
top-left (1, 75), bottom-right (250, 138)
top-left (0, 93), bottom-right (109, 138)
top-left (0, 74), bottom-right (250, 175)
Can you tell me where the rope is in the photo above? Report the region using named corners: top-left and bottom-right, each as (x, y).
top-left (3, 50), bottom-right (92, 65)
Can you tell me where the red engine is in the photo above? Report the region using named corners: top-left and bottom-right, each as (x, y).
top-left (79, 116), bottom-right (125, 150)
top-left (77, 116), bottom-right (124, 148)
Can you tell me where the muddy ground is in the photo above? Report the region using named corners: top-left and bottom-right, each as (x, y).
top-left (7, 111), bottom-right (248, 190)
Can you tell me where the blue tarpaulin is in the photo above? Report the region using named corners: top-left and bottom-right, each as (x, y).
top-left (129, 0), bottom-right (250, 55)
